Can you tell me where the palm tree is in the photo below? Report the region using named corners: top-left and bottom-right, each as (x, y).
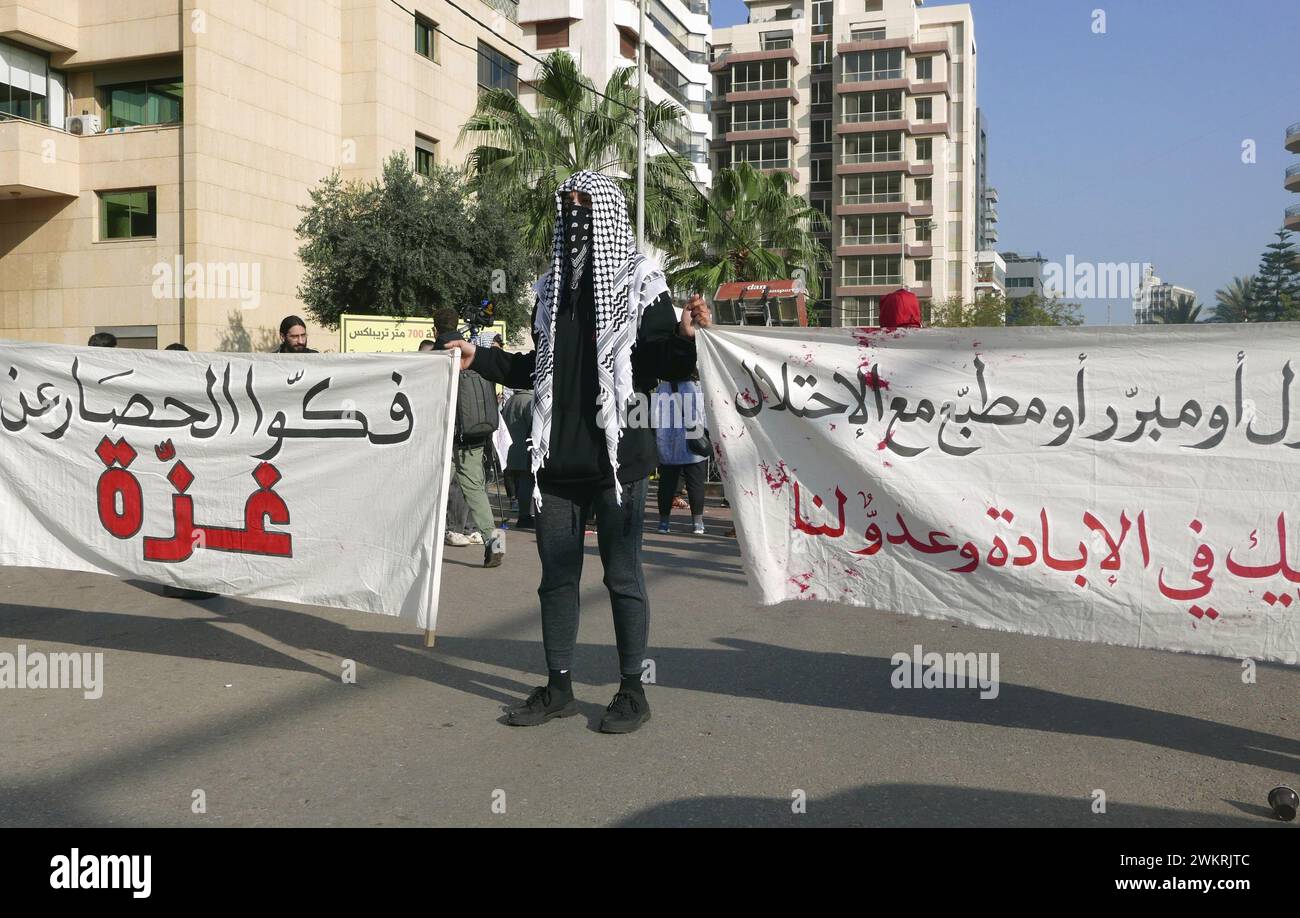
top-left (664, 162), bottom-right (829, 301)
top-left (1153, 293), bottom-right (1204, 324)
top-left (460, 51), bottom-right (695, 261)
top-left (1210, 276), bottom-right (1256, 323)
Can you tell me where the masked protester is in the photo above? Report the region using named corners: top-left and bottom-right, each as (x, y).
top-left (449, 171), bottom-right (711, 733)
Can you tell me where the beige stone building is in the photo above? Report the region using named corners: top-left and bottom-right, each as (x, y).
top-left (712, 0), bottom-right (978, 325)
top-left (0, 0), bottom-right (525, 351)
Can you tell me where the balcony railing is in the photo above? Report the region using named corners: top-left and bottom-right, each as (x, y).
top-left (762, 39), bottom-right (793, 50)
top-left (1288, 122), bottom-right (1300, 140)
top-left (483, 0), bottom-right (518, 23)
top-left (736, 158), bottom-right (792, 170)
top-left (843, 110), bottom-right (904, 123)
top-left (843, 68), bottom-right (905, 83)
top-left (843, 234), bottom-right (903, 246)
top-left (843, 192), bottom-right (904, 205)
top-left (732, 119), bottom-right (792, 132)
top-left (732, 79), bottom-right (792, 92)
top-left (1286, 163), bottom-right (1300, 179)
top-left (1288, 204), bottom-right (1300, 217)
top-left (842, 150), bottom-right (903, 164)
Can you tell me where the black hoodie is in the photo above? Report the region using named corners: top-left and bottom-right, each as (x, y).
top-left (469, 268), bottom-right (696, 500)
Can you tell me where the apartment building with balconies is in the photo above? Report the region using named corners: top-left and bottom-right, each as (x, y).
top-left (516, 0), bottom-right (712, 186)
top-left (712, 0), bottom-right (977, 326)
top-left (1, 0), bottom-right (524, 350)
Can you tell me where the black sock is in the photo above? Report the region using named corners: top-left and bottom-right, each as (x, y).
top-left (548, 669), bottom-right (572, 696)
top-left (619, 673), bottom-right (645, 697)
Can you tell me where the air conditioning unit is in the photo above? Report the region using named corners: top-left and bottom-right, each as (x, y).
top-left (65, 114), bottom-right (102, 136)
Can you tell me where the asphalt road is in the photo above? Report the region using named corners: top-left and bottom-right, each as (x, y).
top-left (1, 495), bottom-right (1296, 827)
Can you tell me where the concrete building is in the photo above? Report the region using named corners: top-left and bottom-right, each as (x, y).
top-left (973, 248), bottom-right (1003, 297)
top-left (1132, 264), bottom-right (1194, 325)
top-left (974, 106), bottom-right (996, 249)
top-left (1286, 119), bottom-right (1300, 235)
top-left (1, 0), bottom-right (525, 350)
top-left (1001, 250), bottom-right (1047, 300)
top-left (515, 0), bottom-right (712, 186)
top-left (711, 0), bottom-right (978, 326)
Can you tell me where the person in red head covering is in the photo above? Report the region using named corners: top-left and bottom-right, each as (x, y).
top-left (880, 288), bottom-right (922, 328)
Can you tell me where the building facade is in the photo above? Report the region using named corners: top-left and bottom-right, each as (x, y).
top-left (1000, 250), bottom-right (1047, 300)
top-left (1132, 264), bottom-right (1194, 325)
top-left (974, 106), bottom-right (996, 250)
top-left (711, 0), bottom-right (978, 326)
top-left (515, 0), bottom-right (712, 186)
top-left (1, 0), bottom-right (525, 350)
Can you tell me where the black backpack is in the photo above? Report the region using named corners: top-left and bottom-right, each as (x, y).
top-left (457, 369), bottom-right (500, 443)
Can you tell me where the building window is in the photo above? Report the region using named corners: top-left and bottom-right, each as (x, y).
top-left (535, 18), bottom-right (570, 50)
top-left (843, 173), bottom-right (901, 205)
top-left (915, 259), bottom-right (932, 283)
top-left (733, 139), bottom-right (789, 170)
top-left (0, 41), bottom-right (62, 125)
top-left (732, 99), bottom-right (790, 132)
top-left (415, 135), bottom-right (438, 177)
top-left (812, 118), bottom-right (831, 144)
top-left (812, 41), bottom-right (830, 72)
top-left (842, 90), bottom-right (902, 123)
top-left (761, 31), bottom-right (793, 51)
top-left (811, 157), bottom-right (832, 186)
top-left (843, 132), bottom-right (901, 164)
top-left (841, 296), bottom-right (880, 325)
top-left (843, 49), bottom-right (903, 83)
top-left (915, 137), bottom-right (933, 162)
top-left (915, 55), bottom-right (933, 81)
top-left (99, 189), bottom-right (157, 240)
top-left (915, 219), bottom-right (933, 242)
top-left (812, 1), bottom-right (833, 35)
top-left (478, 41), bottom-right (518, 96)
top-left (415, 16), bottom-right (437, 61)
top-left (843, 256), bottom-right (901, 286)
top-left (850, 27), bottom-right (886, 41)
top-left (711, 44), bottom-right (731, 62)
top-left (914, 178), bottom-right (932, 202)
top-left (731, 59), bottom-right (789, 92)
top-left (914, 97), bottom-right (933, 123)
top-left (1007, 277), bottom-right (1036, 289)
top-left (715, 149), bottom-right (732, 172)
top-left (102, 78), bottom-right (183, 129)
top-left (842, 214), bottom-right (900, 246)
top-left (812, 81), bottom-right (831, 106)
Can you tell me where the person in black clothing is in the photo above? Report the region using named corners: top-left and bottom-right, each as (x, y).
top-left (276, 315), bottom-right (318, 353)
top-left (450, 171), bottom-right (711, 734)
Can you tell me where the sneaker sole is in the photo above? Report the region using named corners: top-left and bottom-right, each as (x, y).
top-left (484, 552), bottom-right (504, 568)
top-left (505, 701), bottom-right (579, 726)
top-left (599, 708), bottom-right (651, 734)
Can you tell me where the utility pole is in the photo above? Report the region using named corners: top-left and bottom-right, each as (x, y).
top-left (636, 0), bottom-right (647, 250)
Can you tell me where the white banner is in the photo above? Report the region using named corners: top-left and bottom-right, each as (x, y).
top-left (698, 324), bottom-right (1300, 664)
top-left (0, 341), bottom-right (459, 630)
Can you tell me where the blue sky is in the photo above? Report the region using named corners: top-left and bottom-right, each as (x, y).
top-left (711, 0), bottom-right (1300, 323)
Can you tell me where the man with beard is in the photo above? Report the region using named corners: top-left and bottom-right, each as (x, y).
top-left (446, 171), bottom-right (711, 734)
top-left (276, 315), bottom-right (318, 353)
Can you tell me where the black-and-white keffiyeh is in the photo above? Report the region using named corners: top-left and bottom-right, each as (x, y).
top-left (530, 170), bottom-right (670, 506)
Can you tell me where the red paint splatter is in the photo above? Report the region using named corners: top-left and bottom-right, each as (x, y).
top-left (882, 461), bottom-right (893, 468)
top-left (737, 388), bottom-right (758, 407)
top-left (759, 460), bottom-right (791, 493)
top-left (788, 572), bottom-right (813, 594)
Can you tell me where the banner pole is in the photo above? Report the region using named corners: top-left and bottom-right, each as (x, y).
top-left (422, 348), bottom-right (462, 647)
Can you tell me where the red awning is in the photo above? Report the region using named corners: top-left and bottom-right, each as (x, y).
top-left (713, 279), bottom-right (804, 301)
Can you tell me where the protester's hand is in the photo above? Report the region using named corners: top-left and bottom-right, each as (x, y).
top-left (451, 340), bottom-right (475, 371)
top-left (679, 294), bottom-right (713, 339)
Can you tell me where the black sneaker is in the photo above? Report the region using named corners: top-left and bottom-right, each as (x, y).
top-left (505, 686), bottom-right (577, 726)
top-left (599, 690), bottom-right (651, 734)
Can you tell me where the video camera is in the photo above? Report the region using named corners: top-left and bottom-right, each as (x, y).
top-left (460, 298), bottom-right (495, 337)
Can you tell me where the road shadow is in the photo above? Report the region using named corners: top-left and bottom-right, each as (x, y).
top-left (614, 782), bottom-right (1288, 828)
